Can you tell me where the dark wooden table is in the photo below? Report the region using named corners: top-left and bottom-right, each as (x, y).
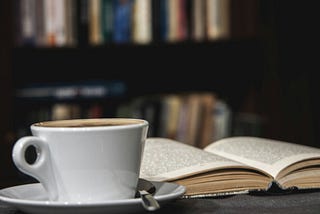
top-left (1, 190), bottom-right (320, 214)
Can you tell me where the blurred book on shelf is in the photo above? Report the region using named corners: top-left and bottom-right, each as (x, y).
top-left (206, 0), bottom-right (230, 40)
top-left (112, 0), bottom-right (134, 44)
top-left (213, 99), bottom-right (232, 141)
top-left (51, 103), bottom-right (81, 121)
top-left (88, 0), bottom-right (103, 45)
top-left (132, 0), bottom-right (152, 44)
top-left (191, 0), bottom-right (206, 42)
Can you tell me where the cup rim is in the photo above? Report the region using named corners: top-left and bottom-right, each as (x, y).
top-left (31, 118), bottom-right (148, 131)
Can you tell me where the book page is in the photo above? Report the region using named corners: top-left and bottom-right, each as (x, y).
top-left (140, 138), bottom-right (247, 182)
top-left (204, 137), bottom-right (320, 178)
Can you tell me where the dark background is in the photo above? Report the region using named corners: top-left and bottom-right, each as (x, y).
top-left (1, 0), bottom-right (319, 187)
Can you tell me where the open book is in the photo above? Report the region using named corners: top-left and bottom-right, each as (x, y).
top-left (140, 137), bottom-right (320, 198)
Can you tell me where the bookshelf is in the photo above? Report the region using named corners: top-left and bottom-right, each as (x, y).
top-left (3, 0), bottom-right (318, 187)
top-left (9, 0), bottom-right (262, 138)
top-left (0, 0), bottom-right (257, 181)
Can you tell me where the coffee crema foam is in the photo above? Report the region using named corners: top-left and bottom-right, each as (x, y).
top-left (34, 118), bottom-right (145, 128)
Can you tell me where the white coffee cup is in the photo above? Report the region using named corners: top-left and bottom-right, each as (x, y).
top-left (12, 118), bottom-right (149, 203)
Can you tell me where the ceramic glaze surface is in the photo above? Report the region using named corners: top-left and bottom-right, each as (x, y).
top-left (12, 118), bottom-right (149, 203)
top-left (0, 181), bottom-right (186, 214)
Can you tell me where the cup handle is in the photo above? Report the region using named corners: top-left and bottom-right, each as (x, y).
top-left (12, 136), bottom-right (58, 201)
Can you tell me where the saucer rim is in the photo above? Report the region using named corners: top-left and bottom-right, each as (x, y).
top-left (0, 181), bottom-right (186, 207)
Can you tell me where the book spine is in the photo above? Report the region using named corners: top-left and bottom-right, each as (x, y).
top-left (177, 0), bottom-right (188, 41)
top-left (132, 0), bottom-right (152, 44)
top-left (206, 0), bottom-right (230, 40)
top-left (167, 0), bottom-right (178, 42)
top-left (77, 0), bottom-right (89, 46)
top-left (184, 0), bottom-right (193, 41)
top-left (20, 0), bottom-right (36, 46)
top-left (159, 0), bottom-right (168, 42)
top-left (54, 0), bottom-right (67, 46)
top-left (113, 0), bottom-right (134, 44)
top-left (151, 0), bottom-right (161, 43)
top-left (192, 0), bottom-right (206, 42)
top-left (44, 0), bottom-right (56, 46)
top-left (64, 0), bottom-right (77, 47)
top-left (89, 0), bottom-right (103, 45)
top-left (101, 0), bottom-right (114, 43)
top-left (35, 0), bottom-right (45, 47)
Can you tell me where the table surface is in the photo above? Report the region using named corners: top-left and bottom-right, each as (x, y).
top-left (1, 190), bottom-right (320, 214)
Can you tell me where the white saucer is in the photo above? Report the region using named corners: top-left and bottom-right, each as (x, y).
top-left (0, 181), bottom-right (186, 214)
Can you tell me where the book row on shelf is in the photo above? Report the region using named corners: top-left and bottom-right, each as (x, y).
top-left (15, 0), bottom-right (231, 47)
top-left (118, 92), bottom-right (232, 148)
top-left (15, 80), bottom-right (126, 100)
top-left (13, 80), bottom-right (264, 149)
